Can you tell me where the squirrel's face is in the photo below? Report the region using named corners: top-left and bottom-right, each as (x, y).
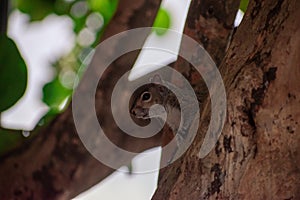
top-left (130, 85), bottom-right (164, 119)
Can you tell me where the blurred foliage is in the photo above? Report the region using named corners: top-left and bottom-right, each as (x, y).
top-left (0, 0), bottom-right (118, 154)
top-left (88, 0), bottom-right (117, 23)
top-left (0, 35), bottom-right (27, 112)
top-left (152, 8), bottom-right (171, 36)
top-left (44, 0), bottom-right (117, 114)
top-left (43, 77), bottom-right (72, 115)
top-left (239, 0), bottom-right (249, 13)
top-left (10, 0), bottom-right (119, 115)
top-left (14, 0), bottom-right (71, 21)
top-left (0, 0), bottom-right (171, 155)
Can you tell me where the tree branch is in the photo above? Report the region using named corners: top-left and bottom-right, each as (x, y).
top-left (0, 0), bottom-right (162, 199)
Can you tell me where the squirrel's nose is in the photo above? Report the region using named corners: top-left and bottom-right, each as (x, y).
top-left (131, 108), bottom-right (137, 115)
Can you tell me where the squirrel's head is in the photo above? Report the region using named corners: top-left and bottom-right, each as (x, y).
top-left (130, 75), bottom-right (167, 119)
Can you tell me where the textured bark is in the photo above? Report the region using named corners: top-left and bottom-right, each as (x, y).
top-left (154, 0), bottom-right (300, 199)
top-left (157, 0), bottom-right (240, 197)
top-left (0, 0), bottom-right (161, 199)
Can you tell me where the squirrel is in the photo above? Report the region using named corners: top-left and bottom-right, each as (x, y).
top-left (130, 74), bottom-right (203, 162)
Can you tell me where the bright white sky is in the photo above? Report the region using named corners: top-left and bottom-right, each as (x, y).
top-left (2, 11), bottom-right (74, 130)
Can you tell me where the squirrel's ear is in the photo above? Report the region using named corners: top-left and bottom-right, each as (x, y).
top-left (150, 74), bottom-right (162, 84)
top-left (150, 74), bottom-right (167, 96)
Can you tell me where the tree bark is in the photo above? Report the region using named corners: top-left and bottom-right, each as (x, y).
top-left (154, 0), bottom-right (300, 199)
top-left (158, 0), bottom-right (240, 191)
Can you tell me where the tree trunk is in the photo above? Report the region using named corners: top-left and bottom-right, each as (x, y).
top-left (154, 0), bottom-right (300, 199)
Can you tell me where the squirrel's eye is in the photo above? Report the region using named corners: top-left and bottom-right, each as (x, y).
top-left (141, 92), bottom-right (151, 101)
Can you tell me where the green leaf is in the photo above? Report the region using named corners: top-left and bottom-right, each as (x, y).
top-left (153, 8), bottom-right (171, 36)
top-left (239, 0), bottom-right (249, 13)
top-left (72, 15), bottom-right (88, 34)
top-left (54, 0), bottom-right (72, 16)
top-left (87, 0), bottom-right (118, 23)
top-left (15, 0), bottom-right (72, 20)
top-left (0, 35), bottom-right (27, 112)
top-left (42, 77), bottom-right (72, 114)
top-left (15, 0), bottom-right (55, 21)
